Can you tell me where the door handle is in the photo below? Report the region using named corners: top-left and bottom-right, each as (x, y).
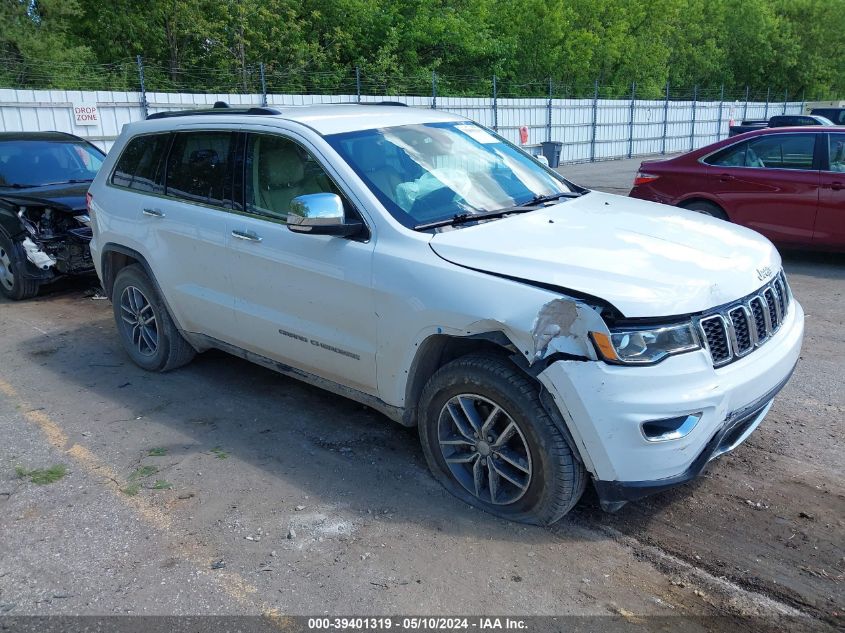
top-left (831, 181), bottom-right (843, 191)
top-left (231, 230), bottom-right (262, 243)
top-left (142, 208), bottom-right (165, 218)
top-left (718, 173), bottom-right (735, 182)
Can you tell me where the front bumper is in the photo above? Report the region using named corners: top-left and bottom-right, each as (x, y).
top-left (538, 299), bottom-right (804, 508)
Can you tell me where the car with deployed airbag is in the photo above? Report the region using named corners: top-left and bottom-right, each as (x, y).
top-left (85, 104), bottom-right (803, 524)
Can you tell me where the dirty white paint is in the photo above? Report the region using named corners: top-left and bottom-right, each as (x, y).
top-left (87, 105), bottom-right (805, 492)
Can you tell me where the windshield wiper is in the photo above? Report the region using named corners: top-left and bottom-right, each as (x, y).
top-left (41, 178), bottom-right (94, 186)
top-left (0, 183), bottom-right (37, 189)
top-left (526, 191), bottom-right (584, 205)
top-left (414, 208), bottom-right (536, 231)
top-left (413, 191), bottom-right (585, 231)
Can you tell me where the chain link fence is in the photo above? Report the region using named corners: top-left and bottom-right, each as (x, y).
top-left (0, 55), bottom-right (810, 162)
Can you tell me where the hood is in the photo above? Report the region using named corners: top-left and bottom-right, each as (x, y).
top-left (0, 182), bottom-right (90, 212)
top-left (429, 191), bottom-right (781, 318)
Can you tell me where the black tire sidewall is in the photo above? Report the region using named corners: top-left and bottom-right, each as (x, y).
top-left (112, 266), bottom-right (173, 371)
top-left (0, 232), bottom-right (37, 300)
top-left (419, 357), bottom-right (577, 524)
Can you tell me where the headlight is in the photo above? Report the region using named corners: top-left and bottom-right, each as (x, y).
top-left (590, 323), bottom-right (700, 365)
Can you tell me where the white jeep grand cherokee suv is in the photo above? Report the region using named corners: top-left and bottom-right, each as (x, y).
top-left (87, 103), bottom-right (803, 524)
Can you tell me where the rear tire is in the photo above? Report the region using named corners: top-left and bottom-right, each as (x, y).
top-left (681, 200), bottom-right (728, 220)
top-left (0, 233), bottom-right (40, 301)
top-left (112, 264), bottom-right (195, 372)
top-left (418, 353), bottom-right (586, 525)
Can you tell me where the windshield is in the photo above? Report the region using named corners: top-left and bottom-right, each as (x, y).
top-left (0, 139), bottom-right (105, 188)
top-left (326, 122), bottom-right (573, 228)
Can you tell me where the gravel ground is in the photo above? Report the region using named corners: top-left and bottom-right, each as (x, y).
top-left (0, 158), bottom-right (841, 631)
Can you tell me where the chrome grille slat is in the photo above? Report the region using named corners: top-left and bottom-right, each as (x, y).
top-left (728, 306), bottom-right (753, 355)
top-left (696, 272), bottom-right (791, 368)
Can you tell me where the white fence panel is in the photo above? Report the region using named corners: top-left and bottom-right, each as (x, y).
top-left (0, 88), bottom-right (803, 162)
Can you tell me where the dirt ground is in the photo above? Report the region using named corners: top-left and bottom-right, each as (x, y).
top-left (0, 158), bottom-right (841, 630)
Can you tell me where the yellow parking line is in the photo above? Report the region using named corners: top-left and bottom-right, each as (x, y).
top-left (0, 376), bottom-right (282, 620)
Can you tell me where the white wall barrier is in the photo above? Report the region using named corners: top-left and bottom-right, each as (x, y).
top-left (0, 88), bottom-right (803, 160)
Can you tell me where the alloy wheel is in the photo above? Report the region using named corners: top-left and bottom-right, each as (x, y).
top-left (437, 394), bottom-right (532, 505)
top-left (119, 286), bottom-right (159, 356)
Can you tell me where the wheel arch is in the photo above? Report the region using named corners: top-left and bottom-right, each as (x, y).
top-left (100, 243), bottom-right (197, 349)
top-left (677, 196), bottom-right (730, 220)
top-left (402, 331), bottom-right (517, 427)
top-left (100, 243), bottom-right (157, 300)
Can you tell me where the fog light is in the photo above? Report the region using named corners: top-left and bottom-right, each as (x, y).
top-left (641, 413), bottom-right (702, 442)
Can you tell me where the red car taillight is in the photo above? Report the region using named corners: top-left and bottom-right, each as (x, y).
top-left (633, 172), bottom-right (660, 186)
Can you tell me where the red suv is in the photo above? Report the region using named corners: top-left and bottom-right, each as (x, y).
top-left (629, 127), bottom-right (845, 250)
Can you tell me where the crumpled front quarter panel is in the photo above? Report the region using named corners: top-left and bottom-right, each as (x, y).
top-left (371, 235), bottom-right (607, 408)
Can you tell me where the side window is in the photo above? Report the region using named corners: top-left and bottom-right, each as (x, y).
top-left (245, 134), bottom-right (342, 220)
top-left (828, 134), bottom-right (845, 173)
top-left (166, 132), bottom-right (235, 207)
top-left (706, 142), bottom-right (747, 167)
top-left (746, 134), bottom-right (815, 170)
top-left (111, 134), bottom-right (169, 193)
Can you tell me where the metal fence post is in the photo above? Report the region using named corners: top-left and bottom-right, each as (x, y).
top-left (547, 77), bottom-right (553, 142)
top-left (800, 90), bottom-right (805, 114)
top-left (717, 84), bottom-right (724, 140)
top-left (431, 71), bottom-right (437, 109)
top-left (627, 81), bottom-right (636, 158)
top-left (136, 55), bottom-right (148, 119)
top-left (355, 66), bottom-right (361, 103)
top-left (764, 87), bottom-right (770, 119)
top-left (259, 63), bottom-right (267, 107)
top-left (743, 85), bottom-right (749, 122)
top-left (689, 85), bottom-right (698, 151)
top-left (492, 75), bottom-right (498, 132)
top-left (661, 81), bottom-right (669, 155)
top-left (782, 89), bottom-right (788, 114)
top-left (590, 79), bottom-right (599, 162)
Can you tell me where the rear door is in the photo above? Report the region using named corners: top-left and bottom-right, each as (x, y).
top-left (815, 132), bottom-right (845, 248)
top-left (706, 132), bottom-right (820, 244)
top-left (145, 129), bottom-right (238, 339)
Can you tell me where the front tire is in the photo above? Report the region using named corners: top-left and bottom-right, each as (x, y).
top-left (418, 353), bottom-right (586, 525)
top-left (112, 265), bottom-right (195, 372)
top-left (0, 233), bottom-right (40, 301)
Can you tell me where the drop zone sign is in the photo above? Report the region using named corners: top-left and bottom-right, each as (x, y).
top-left (74, 103), bottom-right (99, 126)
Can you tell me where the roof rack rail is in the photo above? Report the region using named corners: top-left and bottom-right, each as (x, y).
top-left (147, 105), bottom-right (281, 120)
top-left (355, 101), bottom-right (409, 107)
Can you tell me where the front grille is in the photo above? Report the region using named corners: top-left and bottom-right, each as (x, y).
top-left (697, 272), bottom-right (791, 368)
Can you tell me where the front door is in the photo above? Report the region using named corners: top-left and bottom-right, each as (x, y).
top-left (225, 132), bottom-right (379, 394)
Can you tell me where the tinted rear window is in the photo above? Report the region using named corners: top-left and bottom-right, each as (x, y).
top-left (165, 131), bottom-right (235, 208)
top-left (111, 134), bottom-right (169, 193)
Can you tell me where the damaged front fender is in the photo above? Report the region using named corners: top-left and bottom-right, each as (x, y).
top-left (530, 298), bottom-right (607, 363)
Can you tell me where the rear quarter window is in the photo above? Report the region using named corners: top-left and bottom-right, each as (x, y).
top-left (111, 134), bottom-right (170, 193)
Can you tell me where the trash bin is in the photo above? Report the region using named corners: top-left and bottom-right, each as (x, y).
top-left (541, 141), bottom-right (563, 168)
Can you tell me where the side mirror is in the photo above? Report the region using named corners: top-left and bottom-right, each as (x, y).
top-left (536, 155), bottom-right (550, 167)
top-left (287, 193), bottom-right (363, 237)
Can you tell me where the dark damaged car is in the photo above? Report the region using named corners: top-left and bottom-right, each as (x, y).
top-left (0, 132), bottom-right (104, 300)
